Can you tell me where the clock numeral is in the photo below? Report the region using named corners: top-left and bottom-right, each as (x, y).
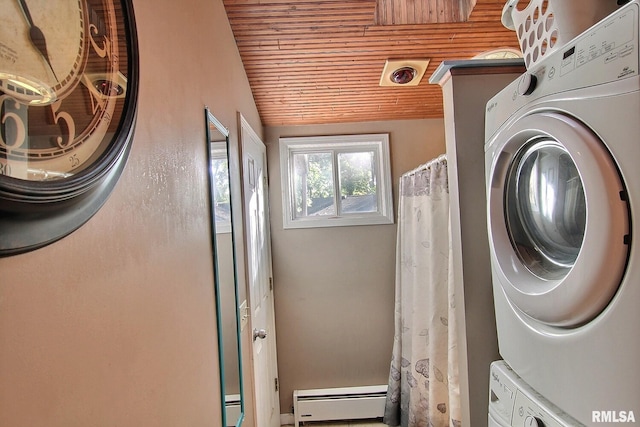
top-left (0, 95), bottom-right (27, 149)
top-left (69, 154), bottom-right (80, 169)
top-left (86, 83), bottom-right (107, 115)
top-left (0, 161), bottom-right (12, 176)
top-left (50, 101), bottom-right (76, 148)
top-left (102, 111), bottom-right (112, 125)
top-left (89, 24), bottom-right (112, 60)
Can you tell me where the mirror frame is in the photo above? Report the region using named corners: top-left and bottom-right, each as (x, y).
top-left (205, 107), bottom-right (245, 427)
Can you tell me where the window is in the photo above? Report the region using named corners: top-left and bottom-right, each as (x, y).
top-left (210, 142), bottom-right (231, 233)
top-left (279, 133), bottom-right (393, 229)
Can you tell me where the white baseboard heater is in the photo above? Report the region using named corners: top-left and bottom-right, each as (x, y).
top-left (293, 385), bottom-right (387, 426)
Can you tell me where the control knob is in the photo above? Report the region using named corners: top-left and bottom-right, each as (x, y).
top-left (518, 73), bottom-right (538, 96)
top-left (524, 415), bottom-right (545, 427)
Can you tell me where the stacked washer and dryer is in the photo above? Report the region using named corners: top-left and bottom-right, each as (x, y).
top-left (485, 0), bottom-right (640, 425)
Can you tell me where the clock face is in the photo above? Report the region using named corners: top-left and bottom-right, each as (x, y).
top-left (0, 0), bottom-right (138, 255)
top-left (1, 0), bottom-right (87, 107)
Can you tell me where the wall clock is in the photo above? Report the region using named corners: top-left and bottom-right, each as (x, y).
top-left (473, 48), bottom-right (523, 59)
top-left (0, 0), bottom-right (139, 256)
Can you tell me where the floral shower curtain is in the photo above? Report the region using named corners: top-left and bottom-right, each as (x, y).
top-left (383, 155), bottom-right (461, 427)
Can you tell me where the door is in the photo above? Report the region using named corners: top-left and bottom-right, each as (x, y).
top-left (239, 115), bottom-right (280, 427)
top-left (486, 111), bottom-right (629, 327)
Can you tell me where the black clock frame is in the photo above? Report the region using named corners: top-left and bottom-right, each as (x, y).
top-left (0, 0), bottom-right (139, 256)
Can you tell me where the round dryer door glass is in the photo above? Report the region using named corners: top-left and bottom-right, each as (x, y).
top-left (506, 140), bottom-right (587, 280)
top-left (487, 112), bottom-right (629, 327)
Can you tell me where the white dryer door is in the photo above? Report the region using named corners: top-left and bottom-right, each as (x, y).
top-left (487, 111), bottom-right (629, 327)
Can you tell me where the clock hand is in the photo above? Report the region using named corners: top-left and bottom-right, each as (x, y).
top-left (16, 0), bottom-right (59, 82)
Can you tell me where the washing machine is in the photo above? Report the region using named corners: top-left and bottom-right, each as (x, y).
top-left (485, 1), bottom-right (640, 425)
top-left (489, 361), bottom-right (582, 426)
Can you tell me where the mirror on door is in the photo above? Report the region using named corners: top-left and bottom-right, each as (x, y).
top-left (205, 108), bottom-right (244, 427)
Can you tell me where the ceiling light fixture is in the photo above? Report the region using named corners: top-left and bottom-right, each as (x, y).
top-left (391, 67), bottom-right (417, 84)
top-left (379, 59), bottom-right (430, 87)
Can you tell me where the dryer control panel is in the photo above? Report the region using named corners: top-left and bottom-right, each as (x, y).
top-left (489, 361), bottom-right (584, 427)
top-left (556, 3), bottom-right (638, 82)
top-left (523, 0), bottom-right (638, 95)
top-left (486, 0), bottom-right (640, 141)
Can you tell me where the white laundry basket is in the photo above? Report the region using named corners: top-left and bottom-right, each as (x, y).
top-left (501, 0), bottom-right (623, 68)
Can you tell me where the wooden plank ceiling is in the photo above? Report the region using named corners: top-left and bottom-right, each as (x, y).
top-left (223, 0), bottom-right (521, 126)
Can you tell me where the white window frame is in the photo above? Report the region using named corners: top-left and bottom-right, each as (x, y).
top-left (279, 133), bottom-right (394, 229)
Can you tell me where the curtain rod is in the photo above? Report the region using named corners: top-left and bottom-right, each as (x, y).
top-left (403, 153), bottom-right (447, 177)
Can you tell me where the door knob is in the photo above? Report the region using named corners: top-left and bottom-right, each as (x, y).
top-left (253, 328), bottom-right (267, 341)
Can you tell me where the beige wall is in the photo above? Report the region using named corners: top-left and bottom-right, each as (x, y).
top-left (0, 1), bottom-right (260, 426)
top-left (0, 1), bottom-right (468, 424)
top-left (264, 119), bottom-right (446, 412)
